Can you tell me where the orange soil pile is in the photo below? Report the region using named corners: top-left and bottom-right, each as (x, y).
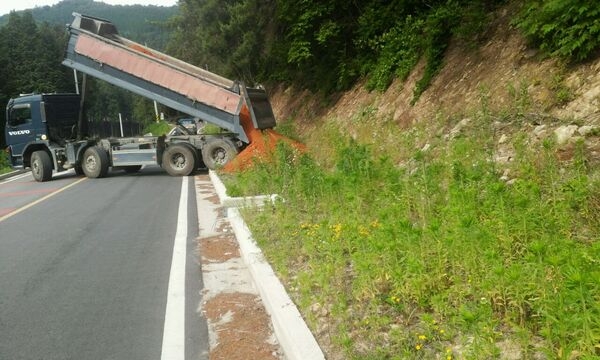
top-left (223, 106), bottom-right (306, 172)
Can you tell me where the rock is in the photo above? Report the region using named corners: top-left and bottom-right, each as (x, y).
top-left (578, 125), bottom-right (598, 136)
top-left (495, 155), bottom-right (513, 164)
top-left (582, 86), bottom-right (600, 102)
top-left (449, 118), bottom-right (471, 139)
top-left (310, 302), bottom-right (321, 314)
top-left (533, 125), bottom-right (547, 139)
top-left (554, 125), bottom-right (579, 145)
top-left (498, 134), bottom-right (508, 144)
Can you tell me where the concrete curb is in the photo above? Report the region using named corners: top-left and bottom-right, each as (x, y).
top-left (209, 170), bottom-right (325, 360)
top-left (208, 170), bottom-right (278, 208)
top-left (0, 169), bottom-right (26, 181)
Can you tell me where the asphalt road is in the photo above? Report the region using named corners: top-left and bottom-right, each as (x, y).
top-left (0, 167), bottom-right (208, 360)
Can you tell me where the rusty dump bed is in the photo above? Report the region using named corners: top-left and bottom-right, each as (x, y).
top-left (62, 13), bottom-right (276, 143)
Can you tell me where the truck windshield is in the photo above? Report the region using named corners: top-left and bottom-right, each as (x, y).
top-left (8, 104), bottom-right (32, 127)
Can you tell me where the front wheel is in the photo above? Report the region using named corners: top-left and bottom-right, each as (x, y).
top-left (201, 138), bottom-right (238, 170)
top-left (162, 144), bottom-right (196, 176)
top-left (31, 150), bottom-right (53, 182)
top-left (82, 146), bottom-right (109, 178)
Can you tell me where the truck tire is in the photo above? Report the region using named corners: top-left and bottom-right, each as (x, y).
top-left (162, 144), bottom-right (196, 176)
top-left (201, 138), bottom-right (238, 170)
top-left (82, 146), bottom-right (109, 178)
top-left (31, 150), bottom-right (53, 182)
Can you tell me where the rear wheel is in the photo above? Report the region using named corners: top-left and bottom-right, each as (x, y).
top-left (201, 138), bottom-right (238, 170)
top-left (82, 146), bottom-right (109, 178)
top-left (162, 144), bottom-right (196, 176)
top-left (31, 150), bottom-right (53, 182)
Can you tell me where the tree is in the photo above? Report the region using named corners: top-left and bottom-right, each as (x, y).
top-left (168, 0), bottom-right (275, 84)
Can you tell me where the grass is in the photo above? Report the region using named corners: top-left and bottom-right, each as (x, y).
top-left (222, 108), bottom-right (600, 359)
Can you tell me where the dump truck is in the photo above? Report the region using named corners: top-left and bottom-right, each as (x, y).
top-left (4, 13), bottom-right (278, 182)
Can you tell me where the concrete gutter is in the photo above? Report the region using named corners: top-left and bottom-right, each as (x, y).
top-left (209, 170), bottom-right (325, 360)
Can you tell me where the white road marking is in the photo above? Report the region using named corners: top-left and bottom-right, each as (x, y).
top-left (161, 176), bottom-right (188, 360)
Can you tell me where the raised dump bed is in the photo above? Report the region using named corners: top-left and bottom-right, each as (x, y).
top-left (62, 12), bottom-right (276, 144)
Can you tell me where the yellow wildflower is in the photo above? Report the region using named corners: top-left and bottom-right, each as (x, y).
top-left (415, 344), bottom-right (422, 350)
top-left (358, 225), bottom-right (369, 237)
top-left (331, 223), bottom-right (343, 238)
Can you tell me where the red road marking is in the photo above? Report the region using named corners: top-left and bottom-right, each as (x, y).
top-left (0, 188), bottom-right (58, 198)
top-left (0, 208), bottom-right (17, 216)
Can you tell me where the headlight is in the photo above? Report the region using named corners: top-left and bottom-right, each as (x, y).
top-left (41, 134), bottom-right (48, 140)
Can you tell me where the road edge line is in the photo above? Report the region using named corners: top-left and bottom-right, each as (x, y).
top-left (161, 176), bottom-right (188, 360)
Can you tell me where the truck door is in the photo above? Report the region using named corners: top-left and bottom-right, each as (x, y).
top-left (5, 103), bottom-right (36, 166)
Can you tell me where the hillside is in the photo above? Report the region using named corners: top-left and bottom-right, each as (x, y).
top-left (0, 0), bottom-right (177, 49)
top-left (225, 4), bottom-right (600, 360)
top-left (272, 6), bottom-right (600, 164)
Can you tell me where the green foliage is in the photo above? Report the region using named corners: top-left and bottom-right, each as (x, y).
top-left (225, 110), bottom-right (600, 358)
top-left (168, 0), bottom-right (273, 84)
top-left (271, 0), bottom-right (507, 95)
top-left (516, 0), bottom-right (600, 62)
top-left (365, 16), bottom-right (424, 91)
top-left (413, 2), bottom-right (461, 102)
top-left (142, 120), bottom-right (171, 136)
top-left (166, 0), bottom-right (599, 96)
top-left (0, 150), bottom-right (10, 174)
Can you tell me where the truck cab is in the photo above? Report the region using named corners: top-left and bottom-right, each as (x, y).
top-left (5, 94), bottom-right (81, 170)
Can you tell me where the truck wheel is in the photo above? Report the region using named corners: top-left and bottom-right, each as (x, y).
top-left (31, 150), bottom-right (53, 182)
top-left (162, 144), bottom-right (196, 176)
top-left (201, 138), bottom-right (238, 170)
top-left (82, 146), bottom-right (109, 178)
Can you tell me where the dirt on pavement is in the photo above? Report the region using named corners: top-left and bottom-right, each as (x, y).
top-left (195, 174), bottom-right (283, 360)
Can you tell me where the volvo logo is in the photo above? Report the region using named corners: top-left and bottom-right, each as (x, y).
top-left (8, 130), bottom-right (31, 136)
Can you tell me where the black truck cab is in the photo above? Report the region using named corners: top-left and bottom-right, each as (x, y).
top-left (5, 93), bottom-right (81, 169)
